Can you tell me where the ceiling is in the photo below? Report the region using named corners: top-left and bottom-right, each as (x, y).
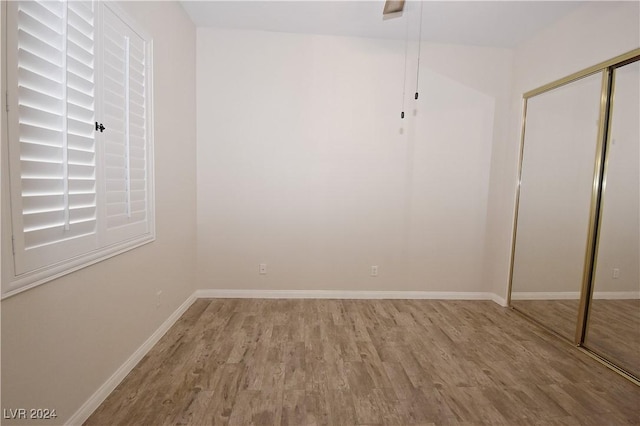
top-left (180, 1), bottom-right (585, 48)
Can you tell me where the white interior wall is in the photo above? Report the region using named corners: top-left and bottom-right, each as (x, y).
top-left (196, 28), bottom-right (513, 295)
top-left (0, 2), bottom-right (197, 424)
top-left (484, 1), bottom-right (640, 300)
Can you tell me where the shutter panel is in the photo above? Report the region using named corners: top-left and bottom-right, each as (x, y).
top-left (9, 0), bottom-right (97, 275)
top-left (101, 5), bottom-right (150, 244)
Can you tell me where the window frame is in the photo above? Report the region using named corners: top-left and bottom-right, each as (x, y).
top-left (1, 0), bottom-right (155, 299)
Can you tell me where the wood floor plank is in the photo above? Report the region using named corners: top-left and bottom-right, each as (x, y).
top-left (327, 388), bottom-right (357, 426)
top-left (351, 388), bottom-right (383, 425)
top-left (85, 299), bottom-right (640, 426)
top-left (283, 341), bottom-right (306, 390)
top-left (281, 389), bottom-right (308, 425)
top-left (305, 387), bottom-right (331, 425)
top-left (227, 389), bottom-right (282, 426)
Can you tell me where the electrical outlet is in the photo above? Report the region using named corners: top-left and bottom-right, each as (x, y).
top-left (371, 265), bottom-right (378, 277)
top-left (259, 263), bottom-right (267, 275)
top-left (613, 268), bottom-right (620, 279)
top-left (156, 290), bottom-right (163, 308)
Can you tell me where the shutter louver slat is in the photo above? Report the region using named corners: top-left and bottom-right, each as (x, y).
top-left (67, 40), bottom-right (94, 70)
top-left (103, 49), bottom-right (124, 69)
top-left (67, 84), bottom-right (94, 109)
top-left (129, 125), bottom-right (145, 139)
top-left (18, 105), bottom-right (64, 131)
top-left (130, 180), bottom-right (145, 191)
top-left (128, 39), bottom-right (144, 56)
top-left (67, 116), bottom-right (94, 133)
top-left (129, 103), bottom-right (144, 118)
top-left (20, 141), bottom-right (62, 160)
top-left (24, 221), bottom-right (96, 250)
top-left (130, 201), bottom-right (146, 213)
top-left (68, 193), bottom-right (96, 207)
top-left (104, 100), bottom-right (125, 118)
top-left (129, 71), bottom-right (144, 88)
top-left (19, 125), bottom-right (61, 147)
top-left (18, 67), bottom-right (63, 98)
top-left (69, 0), bottom-right (93, 20)
top-left (23, 210), bottom-right (65, 231)
top-left (129, 157), bottom-right (145, 170)
top-left (67, 148), bottom-right (94, 166)
top-left (23, 194), bottom-right (65, 214)
top-left (67, 54), bottom-right (93, 82)
top-left (18, 86), bottom-right (63, 115)
top-left (17, 29), bottom-right (62, 65)
top-left (68, 179), bottom-right (95, 194)
top-left (17, 9), bottom-right (63, 43)
top-left (68, 163), bottom-right (94, 179)
top-left (129, 89), bottom-right (144, 106)
top-left (67, 28), bottom-right (93, 54)
top-left (20, 160), bottom-right (63, 178)
top-left (18, 49), bottom-right (63, 85)
top-left (67, 7), bottom-right (93, 36)
top-left (21, 178), bottom-right (64, 196)
top-left (130, 189), bottom-right (145, 201)
top-left (22, 0), bottom-right (64, 20)
top-left (67, 71), bottom-right (94, 94)
top-left (67, 102), bottom-right (93, 123)
top-left (69, 205), bottom-right (96, 223)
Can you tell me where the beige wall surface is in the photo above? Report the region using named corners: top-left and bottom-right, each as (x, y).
top-left (196, 28), bottom-right (513, 294)
top-left (0, 2), bottom-right (197, 424)
top-left (485, 1), bottom-right (640, 300)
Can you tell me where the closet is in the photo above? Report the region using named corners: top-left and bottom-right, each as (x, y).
top-left (509, 49), bottom-right (640, 381)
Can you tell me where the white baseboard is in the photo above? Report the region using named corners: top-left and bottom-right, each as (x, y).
top-left (65, 293), bottom-right (197, 426)
top-left (195, 288), bottom-right (508, 306)
top-left (593, 291), bottom-right (640, 300)
top-left (511, 291), bottom-right (580, 300)
top-left (511, 291), bottom-right (639, 301)
top-left (490, 293), bottom-right (509, 307)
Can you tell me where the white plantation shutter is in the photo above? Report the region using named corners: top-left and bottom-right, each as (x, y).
top-left (8, 0), bottom-right (98, 275)
top-left (101, 6), bottom-right (150, 243)
top-left (4, 1), bottom-right (154, 297)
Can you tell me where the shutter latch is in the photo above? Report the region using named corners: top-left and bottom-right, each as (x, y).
top-left (95, 122), bottom-right (106, 133)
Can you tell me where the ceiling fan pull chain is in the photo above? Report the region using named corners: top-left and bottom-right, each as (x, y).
top-left (401, 3), bottom-right (410, 119)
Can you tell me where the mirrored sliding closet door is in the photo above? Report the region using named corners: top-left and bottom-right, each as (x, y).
top-left (510, 72), bottom-right (603, 341)
top-left (584, 60), bottom-right (640, 378)
top-left (509, 50), bottom-right (640, 382)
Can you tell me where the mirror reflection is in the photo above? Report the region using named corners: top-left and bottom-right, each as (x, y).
top-left (585, 60), bottom-right (640, 377)
top-left (511, 72), bottom-right (603, 341)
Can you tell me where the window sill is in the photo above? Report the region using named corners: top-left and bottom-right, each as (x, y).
top-left (1, 233), bottom-right (155, 300)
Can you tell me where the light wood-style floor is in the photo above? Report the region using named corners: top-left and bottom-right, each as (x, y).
top-left (513, 299), bottom-right (640, 378)
top-left (511, 300), bottom-right (580, 342)
top-left (587, 299), bottom-right (640, 377)
top-left (85, 299), bottom-right (640, 425)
